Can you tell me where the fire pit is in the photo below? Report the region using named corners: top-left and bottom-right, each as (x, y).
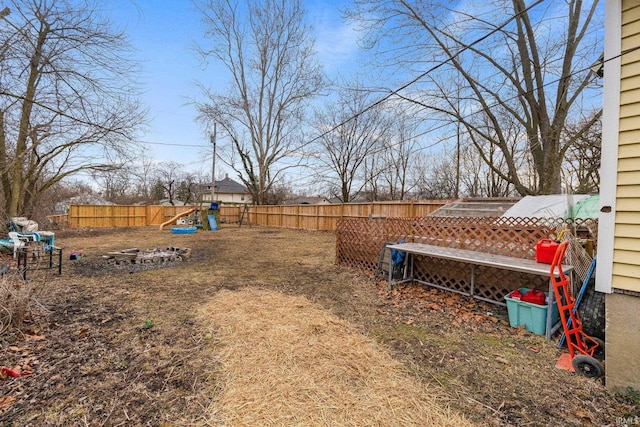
top-left (103, 247), bottom-right (191, 265)
top-left (69, 247), bottom-right (193, 277)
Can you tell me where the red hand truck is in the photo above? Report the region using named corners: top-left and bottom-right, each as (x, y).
top-left (550, 241), bottom-right (605, 378)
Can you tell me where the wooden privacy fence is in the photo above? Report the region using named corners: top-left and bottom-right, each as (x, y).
top-left (336, 216), bottom-right (598, 304)
top-left (49, 205), bottom-right (244, 228)
top-left (251, 201), bottom-right (446, 230)
top-left (48, 200), bottom-right (447, 230)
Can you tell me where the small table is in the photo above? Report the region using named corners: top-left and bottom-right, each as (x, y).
top-left (16, 245), bottom-right (62, 280)
top-left (386, 243), bottom-right (573, 340)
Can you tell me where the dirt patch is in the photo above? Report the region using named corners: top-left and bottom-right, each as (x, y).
top-left (0, 226), bottom-right (637, 426)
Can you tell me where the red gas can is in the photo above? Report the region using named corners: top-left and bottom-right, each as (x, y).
top-left (521, 289), bottom-right (546, 305)
top-left (536, 239), bottom-right (559, 264)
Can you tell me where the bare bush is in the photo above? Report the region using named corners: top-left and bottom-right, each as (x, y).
top-left (0, 268), bottom-right (47, 333)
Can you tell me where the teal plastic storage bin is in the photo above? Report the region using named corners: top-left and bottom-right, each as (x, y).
top-left (505, 288), bottom-right (559, 335)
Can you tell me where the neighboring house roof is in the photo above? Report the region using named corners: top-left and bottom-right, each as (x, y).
top-left (200, 176), bottom-right (249, 194)
top-left (502, 195), bottom-right (594, 219)
top-left (217, 177), bottom-right (249, 193)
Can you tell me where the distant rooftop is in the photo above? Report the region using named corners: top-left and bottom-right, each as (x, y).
top-left (201, 176), bottom-right (249, 194)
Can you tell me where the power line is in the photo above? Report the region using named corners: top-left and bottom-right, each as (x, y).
top-left (144, 6), bottom-right (603, 155)
top-left (377, 45), bottom-right (626, 159)
top-left (0, 0), bottom-right (543, 155)
top-left (148, 0), bottom-right (602, 190)
top-left (278, 0), bottom-right (548, 186)
top-left (283, 43), bottom-right (629, 188)
top-left (303, 0), bottom-right (546, 148)
top-left (138, 140), bottom-right (208, 148)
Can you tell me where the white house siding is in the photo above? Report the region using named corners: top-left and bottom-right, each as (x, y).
top-left (202, 193), bottom-right (250, 204)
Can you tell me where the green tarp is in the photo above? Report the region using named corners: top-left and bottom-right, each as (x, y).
top-left (565, 194), bottom-right (599, 219)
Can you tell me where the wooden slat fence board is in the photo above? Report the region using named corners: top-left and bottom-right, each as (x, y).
top-left (147, 206), bottom-right (164, 225)
top-left (219, 206), bottom-right (241, 225)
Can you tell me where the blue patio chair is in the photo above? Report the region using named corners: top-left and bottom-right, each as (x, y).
top-left (8, 217), bottom-right (55, 248)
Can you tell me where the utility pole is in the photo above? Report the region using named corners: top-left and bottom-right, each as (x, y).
top-left (210, 122), bottom-right (217, 203)
top-left (455, 123), bottom-right (460, 199)
top-left (455, 93), bottom-right (461, 199)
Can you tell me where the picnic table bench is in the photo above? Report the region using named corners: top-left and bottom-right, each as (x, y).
top-left (386, 242), bottom-right (573, 340)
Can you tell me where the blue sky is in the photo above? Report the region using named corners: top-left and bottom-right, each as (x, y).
top-left (108, 0), bottom-right (360, 177)
top-left (104, 0), bottom-right (604, 190)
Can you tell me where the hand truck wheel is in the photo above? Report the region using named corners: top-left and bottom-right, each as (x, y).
top-left (572, 354), bottom-right (604, 379)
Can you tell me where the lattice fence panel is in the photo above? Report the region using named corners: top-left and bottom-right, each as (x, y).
top-left (336, 218), bottom-right (387, 272)
top-left (336, 216), bottom-right (598, 304)
top-left (473, 266), bottom-right (548, 303)
top-left (413, 256), bottom-right (472, 295)
top-left (410, 216), bottom-right (569, 258)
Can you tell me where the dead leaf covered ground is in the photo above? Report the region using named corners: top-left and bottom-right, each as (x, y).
top-left (0, 226), bottom-right (637, 426)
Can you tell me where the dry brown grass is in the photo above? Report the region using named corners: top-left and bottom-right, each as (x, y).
top-left (202, 287), bottom-right (470, 426)
top-left (0, 268), bottom-right (48, 331)
top-left (0, 226), bottom-right (635, 426)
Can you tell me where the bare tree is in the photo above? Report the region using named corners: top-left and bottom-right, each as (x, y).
top-left (130, 152), bottom-right (158, 203)
top-left (411, 151), bottom-right (457, 200)
top-left (348, 0), bottom-right (603, 195)
top-left (155, 162), bottom-right (183, 205)
top-left (361, 152), bottom-right (383, 201)
top-left (263, 178), bottom-right (295, 205)
top-left (0, 0), bottom-right (145, 217)
top-left (409, 140), bottom-right (515, 199)
top-left (195, 0), bottom-right (325, 205)
top-left (312, 86), bottom-right (391, 203)
top-left (458, 143), bottom-right (516, 198)
top-left (380, 117), bottom-right (419, 200)
top-left (31, 179), bottom-right (96, 224)
top-left (456, 113), bottom-right (522, 197)
top-left (176, 172), bottom-right (205, 205)
top-left (92, 167), bottom-right (132, 204)
top-left (149, 165), bottom-right (205, 206)
top-left (564, 113), bottom-right (601, 193)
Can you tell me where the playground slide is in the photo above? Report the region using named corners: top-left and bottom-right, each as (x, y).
top-left (159, 208), bottom-right (197, 230)
top-left (208, 214), bottom-right (218, 231)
